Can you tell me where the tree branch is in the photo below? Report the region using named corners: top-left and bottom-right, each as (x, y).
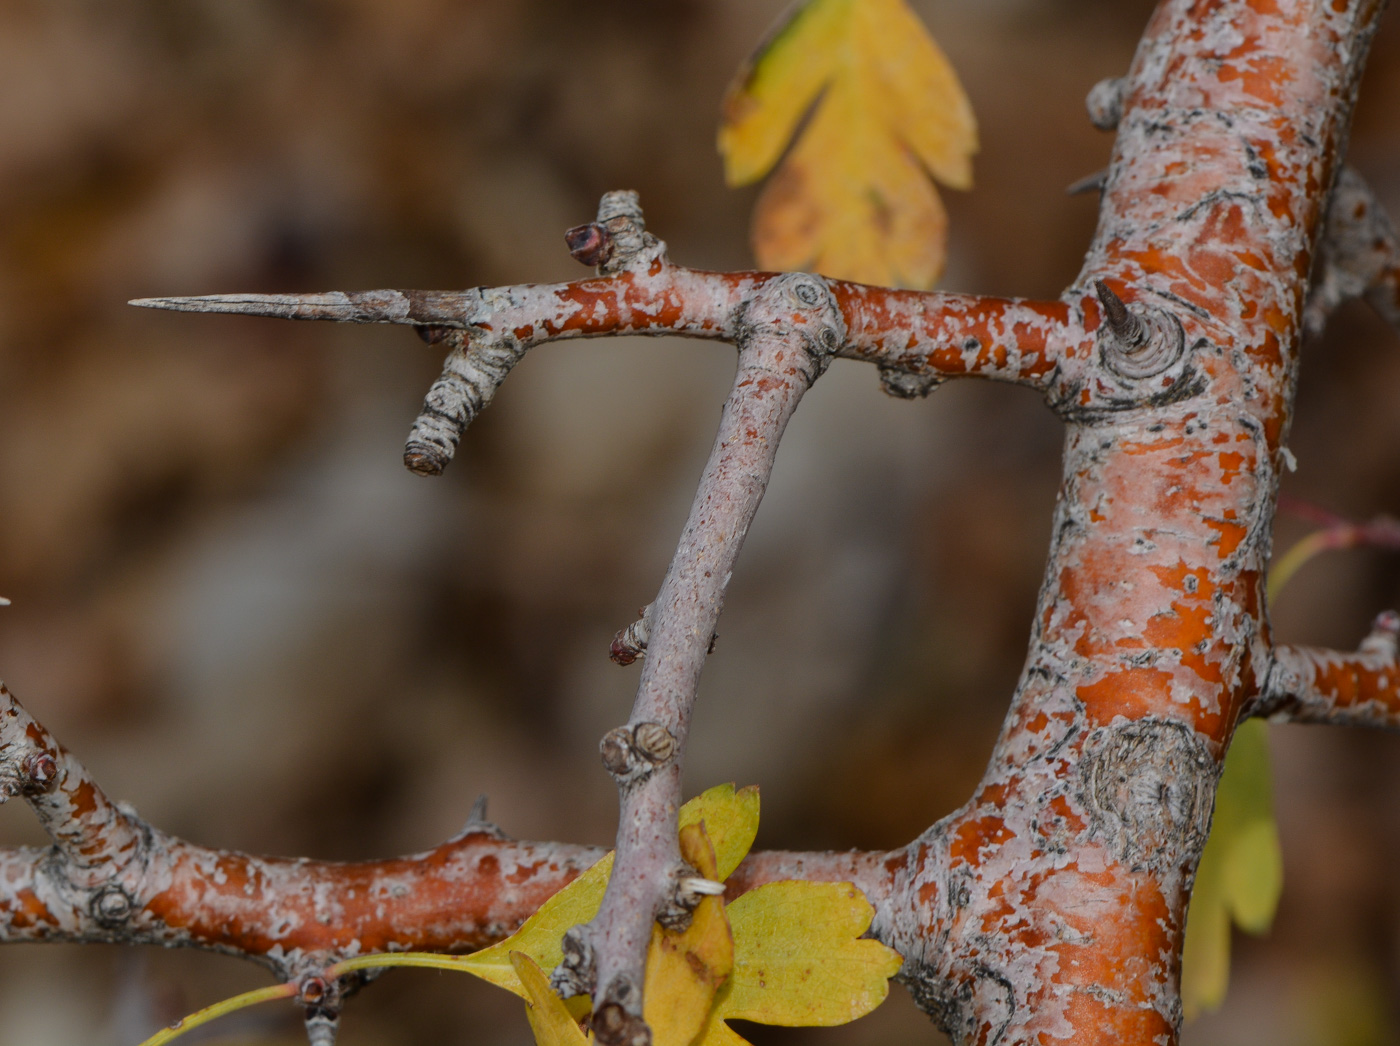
top-left (0, 677), bottom-right (912, 1039)
top-left (132, 192), bottom-right (1080, 478)
top-left (552, 268), bottom-right (847, 1046)
top-left (1252, 611), bottom-right (1400, 726)
top-left (0, 680), bottom-right (602, 970)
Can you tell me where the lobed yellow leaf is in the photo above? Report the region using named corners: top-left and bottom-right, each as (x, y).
top-left (719, 0), bottom-right (976, 289)
top-left (692, 881), bottom-right (903, 1046)
top-left (718, 0), bottom-right (850, 187)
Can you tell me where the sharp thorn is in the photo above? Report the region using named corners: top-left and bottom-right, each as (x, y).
top-left (1066, 169), bottom-right (1108, 196)
top-left (467, 794), bottom-right (489, 824)
top-left (1093, 280), bottom-right (1147, 345)
top-left (128, 290), bottom-right (475, 327)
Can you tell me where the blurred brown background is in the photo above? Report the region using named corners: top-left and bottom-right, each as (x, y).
top-left (1, 1), bottom-right (1399, 1043)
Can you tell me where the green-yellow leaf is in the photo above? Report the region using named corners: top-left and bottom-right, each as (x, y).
top-left (692, 881), bottom-right (903, 1046)
top-left (718, 0), bottom-right (977, 289)
top-left (1180, 716), bottom-right (1283, 1020)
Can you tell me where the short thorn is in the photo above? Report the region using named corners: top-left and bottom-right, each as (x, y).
top-left (468, 794), bottom-right (489, 823)
top-left (1093, 280), bottom-right (1146, 346)
top-left (0, 597), bottom-right (9, 606)
top-left (1066, 169), bottom-right (1108, 196)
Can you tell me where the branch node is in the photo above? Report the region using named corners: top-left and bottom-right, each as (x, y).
top-left (552, 924), bottom-right (598, 999)
top-left (878, 365), bottom-right (944, 399)
top-left (22, 752), bottom-right (57, 793)
top-left (1093, 280), bottom-right (1186, 381)
top-left (611, 605), bottom-right (654, 665)
top-left (89, 885), bottom-right (135, 927)
top-left (298, 973), bottom-right (344, 1045)
top-left (1086, 76), bottom-right (1126, 130)
top-left (593, 191), bottom-right (665, 276)
top-left (599, 722), bottom-right (677, 781)
top-left (1361, 609), bottom-right (1400, 656)
top-left (631, 722), bottom-right (677, 764)
top-left (595, 976), bottom-right (651, 1046)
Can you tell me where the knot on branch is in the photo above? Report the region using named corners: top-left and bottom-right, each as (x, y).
top-left (656, 862), bottom-right (724, 932)
top-left (1094, 280), bottom-right (1186, 381)
top-left (1086, 76), bottom-right (1126, 130)
top-left (599, 722), bottom-right (678, 783)
top-left (735, 273), bottom-right (846, 382)
top-left (610, 604), bottom-right (717, 665)
top-left (1079, 717), bottom-right (1216, 875)
top-left (0, 747), bottom-right (57, 802)
top-left (878, 364), bottom-right (944, 399)
top-left (595, 973), bottom-right (651, 1046)
top-left (1045, 281), bottom-right (1204, 419)
top-left (566, 191), bottom-right (667, 276)
top-left (298, 974), bottom-right (346, 1046)
top-left (1361, 609), bottom-right (1400, 657)
top-left (89, 883), bottom-right (136, 927)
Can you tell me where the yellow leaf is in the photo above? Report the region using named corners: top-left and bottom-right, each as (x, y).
top-left (1181, 717), bottom-right (1283, 1020)
top-left (643, 823), bottom-right (736, 1046)
top-left (718, 0), bottom-right (976, 289)
top-left (693, 882), bottom-right (903, 1046)
top-left (513, 951), bottom-right (593, 1046)
top-left (677, 782), bottom-right (760, 881)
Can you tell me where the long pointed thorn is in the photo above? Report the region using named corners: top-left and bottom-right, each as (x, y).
top-left (1093, 280), bottom-right (1146, 345)
top-left (128, 290), bottom-right (476, 327)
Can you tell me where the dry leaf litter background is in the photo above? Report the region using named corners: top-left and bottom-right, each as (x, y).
top-left (1, 1), bottom-right (1400, 1044)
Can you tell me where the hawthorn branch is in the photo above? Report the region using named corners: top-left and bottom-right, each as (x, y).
top-left (1252, 611), bottom-right (1400, 726)
top-left (554, 268), bottom-right (847, 1046)
top-left (0, 676), bottom-right (914, 1040)
top-left (0, 679), bottom-right (602, 975)
top-left (133, 197), bottom-right (1080, 478)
